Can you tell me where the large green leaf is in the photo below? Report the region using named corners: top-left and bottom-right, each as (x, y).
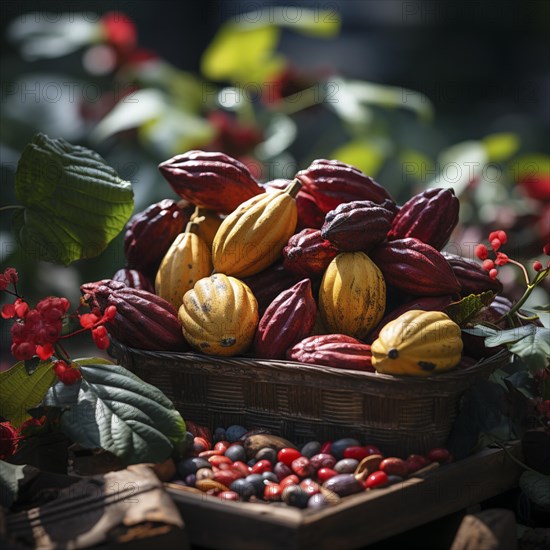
top-left (445, 292), bottom-right (495, 325)
top-left (12, 133), bottom-right (134, 265)
top-left (47, 361), bottom-right (186, 465)
top-left (201, 23), bottom-right (284, 83)
top-left (0, 360), bottom-right (56, 426)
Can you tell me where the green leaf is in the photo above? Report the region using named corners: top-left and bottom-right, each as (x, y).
top-left (520, 471), bottom-right (550, 510)
top-left (0, 361), bottom-right (56, 426)
top-left (12, 133), bottom-right (134, 265)
top-left (482, 133), bottom-right (520, 163)
top-left (201, 23), bottom-right (283, 83)
top-left (445, 292), bottom-right (495, 325)
top-left (0, 461), bottom-right (32, 508)
top-left (48, 362), bottom-right (186, 465)
top-left (330, 139), bottom-right (387, 177)
top-left (462, 324), bottom-right (499, 338)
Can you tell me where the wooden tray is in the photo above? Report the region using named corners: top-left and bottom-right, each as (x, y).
top-left (110, 340), bottom-right (510, 456)
top-left (166, 444), bottom-right (523, 550)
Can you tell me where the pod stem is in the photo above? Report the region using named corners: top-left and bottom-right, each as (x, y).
top-left (285, 178), bottom-right (302, 199)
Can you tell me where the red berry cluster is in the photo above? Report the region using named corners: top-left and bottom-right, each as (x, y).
top-left (3, 296), bottom-right (70, 361)
top-left (476, 230), bottom-right (550, 279)
top-left (1, 267), bottom-right (117, 384)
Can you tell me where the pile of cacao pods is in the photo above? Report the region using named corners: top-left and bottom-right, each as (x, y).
top-left (82, 150), bottom-right (506, 377)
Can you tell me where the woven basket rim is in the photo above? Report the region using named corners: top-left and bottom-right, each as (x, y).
top-left (109, 340), bottom-right (510, 391)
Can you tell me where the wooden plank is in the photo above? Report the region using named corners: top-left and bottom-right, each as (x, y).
top-left (166, 444), bottom-right (523, 550)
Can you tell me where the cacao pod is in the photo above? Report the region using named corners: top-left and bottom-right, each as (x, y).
top-left (178, 274), bottom-right (258, 356)
top-left (254, 279), bottom-right (317, 359)
top-left (212, 179), bottom-right (301, 278)
top-left (112, 268), bottom-right (154, 293)
top-left (367, 295), bottom-right (454, 344)
top-left (387, 188), bottom-right (459, 250)
top-left (321, 199), bottom-right (396, 252)
top-left (124, 199), bottom-right (186, 276)
top-left (287, 334), bottom-right (373, 371)
top-left (319, 252), bottom-right (386, 340)
top-left (371, 310), bottom-right (463, 376)
top-left (80, 279), bottom-right (126, 308)
top-left (263, 180), bottom-right (325, 230)
top-left (295, 159), bottom-right (394, 212)
top-left (155, 220), bottom-right (213, 309)
top-left (241, 262), bottom-right (301, 317)
top-left (371, 238), bottom-right (461, 296)
top-left (190, 208), bottom-right (223, 250)
top-left (442, 252), bottom-right (504, 296)
top-left (94, 284), bottom-right (189, 351)
top-left (158, 150), bottom-right (263, 213)
top-left (282, 229), bottom-right (338, 278)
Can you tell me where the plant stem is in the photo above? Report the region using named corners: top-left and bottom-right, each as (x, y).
top-left (507, 258), bottom-right (530, 286)
top-left (54, 342), bottom-right (71, 363)
top-left (0, 205), bottom-right (24, 213)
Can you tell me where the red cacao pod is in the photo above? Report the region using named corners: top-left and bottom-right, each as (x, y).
top-left (321, 199), bottom-right (396, 252)
top-left (441, 252), bottom-right (504, 296)
top-left (112, 268), bottom-right (154, 293)
top-left (287, 334), bottom-right (373, 371)
top-left (283, 229), bottom-right (338, 278)
top-left (295, 159), bottom-right (395, 213)
top-left (371, 238), bottom-right (461, 296)
top-left (80, 279), bottom-right (126, 308)
top-left (124, 199), bottom-right (186, 276)
top-left (241, 261), bottom-right (301, 317)
top-left (254, 279), bottom-right (317, 359)
top-left (366, 295), bottom-right (454, 343)
top-left (158, 150), bottom-right (264, 213)
top-left (94, 284), bottom-right (189, 351)
top-left (387, 188), bottom-right (459, 250)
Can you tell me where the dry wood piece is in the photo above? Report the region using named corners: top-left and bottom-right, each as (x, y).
top-left (450, 508), bottom-right (517, 550)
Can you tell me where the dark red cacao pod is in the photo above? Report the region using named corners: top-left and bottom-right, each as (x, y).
top-left (366, 295), bottom-right (454, 344)
top-left (123, 199), bottom-right (186, 276)
top-left (321, 199), bottom-right (396, 252)
top-left (112, 268), bottom-right (154, 293)
top-left (80, 279), bottom-right (126, 308)
top-left (283, 229), bottom-right (338, 278)
top-left (241, 261), bottom-right (302, 317)
top-left (295, 159), bottom-right (395, 213)
top-left (94, 284), bottom-right (189, 351)
top-left (263, 180), bottom-right (325, 230)
top-left (254, 279), bottom-right (317, 359)
top-left (442, 252), bottom-right (504, 296)
top-left (371, 238), bottom-right (461, 296)
top-left (287, 334), bottom-right (373, 371)
top-left (158, 150), bottom-right (264, 213)
top-left (387, 188), bottom-right (459, 250)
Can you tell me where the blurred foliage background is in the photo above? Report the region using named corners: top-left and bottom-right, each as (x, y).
top-left (1, 0), bottom-right (549, 351)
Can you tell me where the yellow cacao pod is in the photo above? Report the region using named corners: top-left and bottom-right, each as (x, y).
top-left (155, 222), bottom-right (213, 309)
top-left (211, 180), bottom-right (301, 278)
top-left (191, 208), bottom-right (223, 251)
top-left (319, 252), bottom-right (386, 341)
top-left (178, 274), bottom-right (258, 356)
top-left (371, 309), bottom-right (463, 376)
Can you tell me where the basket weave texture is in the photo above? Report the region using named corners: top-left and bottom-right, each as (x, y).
top-left (109, 341), bottom-right (509, 456)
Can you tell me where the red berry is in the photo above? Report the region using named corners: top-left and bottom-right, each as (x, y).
top-left (533, 260), bottom-right (543, 272)
top-left (490, 238), bottom-right (501, 251)
top-left (489, 268), bottom-right (498, 280)
top-left (53, 361), bottom-right (82, 385)
top-left (496, 230), bottom-right (507, 244)
top-left (263, 482), bottom-right (282, 501)
top-left (544, 243), bottom-right (550, 256)
top-left (365, 470), bottom-right (390, 489)
top-left (379, 457), bottom-right (409, 477)
top-left (495, 252), bottom-right (509, 266)
top-left (299, 478), bottom-right (321, 496)
top-left (426, 448), bottom-right (452, 464)
top-left (0, 421), bottom-right (19, 460)
top-left (277, 447), bottom-right (302, 466)
top-left (279, 474), bottom-right (300, 490)
top-left (291, 456), bottom-right (313, 478)
top-left (251, 459), bottom-right (273, 474)
top-left (343, 446), bottom-right (371, 461)
top-left (482, 259), bottom-right (495, 271)
top-left (475, 244), bottom-right (489, 260)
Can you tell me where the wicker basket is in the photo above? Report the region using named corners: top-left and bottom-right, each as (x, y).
top-left (109, 341), bottom-right (509, 456)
